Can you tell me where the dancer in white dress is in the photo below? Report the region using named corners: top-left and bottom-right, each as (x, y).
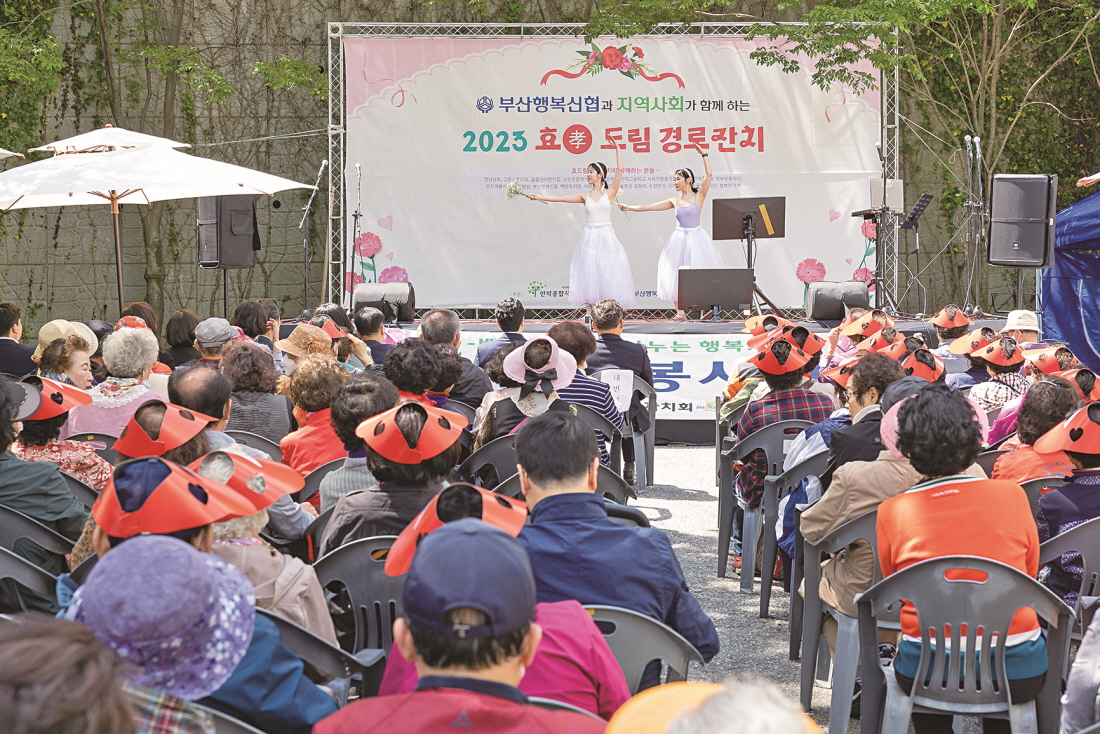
top-left (527, 137), bottom-right (635, 309)
top-left (619, 143), bottom-right (723, 320)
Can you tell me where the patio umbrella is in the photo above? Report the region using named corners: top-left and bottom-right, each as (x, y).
top-left (0, 144), bottom-right (314, 315)
top-left (28, 124), bottom-right (189, 155)
top-left (1078, 172), bottom-right (1100, 187)
top-left (0, 148), bottom-right (23, 160)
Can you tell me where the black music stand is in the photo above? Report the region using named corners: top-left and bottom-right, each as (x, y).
top-left (713, 197), bottom-right (786, 313)
top-left (678, 268), bottom-right (755, 322)
top-left (900, 193), bottom-right (934, 314)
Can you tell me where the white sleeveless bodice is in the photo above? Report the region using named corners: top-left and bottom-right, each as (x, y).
top-left (584, 191), bottom-right (612, 225)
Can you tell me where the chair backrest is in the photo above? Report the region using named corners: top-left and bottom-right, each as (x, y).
top-left (573, 403), bottom-right (623, 440)
top-left (446, 401), bottom-right (477, 423)
top-left (726, 420), bottom-right (812, 476)
top-left (68, 433), bottom-right (118, 464)
top-left (313, 536), bottom-right (403, 653)
top-left (1020, 477), bottom-right (1068, 518)
top-left (256, 608), bottom-right (383, 680)
top-left (60, 472), bottom-right (99, 510)
top-left (224, 430), bottom-right (282, 461)
top-left (69, 553), bottom-right (98, 585)
top-left (297, 459), bottom-right (344, 503)
top-left (585, 604), bottom-right (705, 695)
top-left (1039, 515), bottom-right (1100, 600)
top-left (493, 473), bottom-right (523, 499)
top-left (596, 464), bottom-right (635, 504)
top-left (856, 555), bottom-right (1071, 710)
top-left (806, 509), bottom-right (881, 584)
top-left (606, 502), bottom-right (650, 527)
top-left (304, 507), bottom-right (335, 550)
top-left (191, 704), bottom-right (266, 734)
top-left (458, 434), bottom-right (517, 487)
top-left (590, 369), bottom-right (658, 408)
top-left (986, 407), bottom-right (1002, 424)
top-left (0, 505), bottom-right (75, 557)
top-left (762, 451), bottom-right (830, 515)
top-left (0, 546), bottom-right (58, 600)
top-left (975, 449), bottom-right (1010, 476)
top-left (528, 697), bottom-right (604, 719)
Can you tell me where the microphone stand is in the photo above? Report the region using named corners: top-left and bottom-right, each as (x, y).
top-left (873, 143), bottom-right (899, 312)
top-left (299, 160), bottom-right (327, 313)
top-left (350, 164), bottom-right (363, 297)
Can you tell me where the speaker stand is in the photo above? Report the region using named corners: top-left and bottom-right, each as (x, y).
top-left (743, 215), bottom-right (782, 315)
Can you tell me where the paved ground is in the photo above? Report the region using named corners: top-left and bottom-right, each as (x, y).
top-left (641, 445), bottom-right (861, 733)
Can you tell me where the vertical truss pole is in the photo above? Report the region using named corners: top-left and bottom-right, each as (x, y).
top-left (881, 63), bottom-right (901, 312)
top-left (327, 23), bottom-right (347, 305)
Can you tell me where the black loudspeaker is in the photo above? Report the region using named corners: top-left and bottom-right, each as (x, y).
top-left (805, 281), bottom-right (871, 321)
top-left (197, 195), bottom-right (261, 269)
top-left (353, 282), bottom-right (416, 323)
top-left (987, 174), bottom-right (1057, 268)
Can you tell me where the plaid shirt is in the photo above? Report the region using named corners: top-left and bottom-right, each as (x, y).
top-left (125, 682), bottom-right (214, 734)
top-left (969, 372), bottom-right (1028, 412)
top-left (734, 386), bottom-right (834, 505)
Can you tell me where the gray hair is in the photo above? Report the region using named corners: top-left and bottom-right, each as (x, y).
top-left (419, 309), bottom-right (461, 345)
top-left (212, 508), bottom-right (269, 541)
top-left (666, 677), bottom-right (806, 734)
top-left (101, 327), bottom-right (159, 378)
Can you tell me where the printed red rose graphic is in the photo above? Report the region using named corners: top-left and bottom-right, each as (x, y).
top-left (632, 46), bottom-right (644, 58)
top-left (541, 43), bottom-right (684, 87)
top-left (600, 47), bottom-right (624, 69)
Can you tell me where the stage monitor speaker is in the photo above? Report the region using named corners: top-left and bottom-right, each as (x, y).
top-left (353, 282), bottom-right (416, 323)
top-left (987, 174), bottom-right (1057, 268)
top-left (805, 281), bottom-right (871, 321)
top-left (197, 195), bottom-right (260, 269)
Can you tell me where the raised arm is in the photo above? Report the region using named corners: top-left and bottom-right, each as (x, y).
top-left (619, 198), bottom-right (675, 213)
top-left (528, 192), bottom-right (586, 203)
top-left (607, 136), bottom-right (624, 201)
top-left (690, 142), bottom-right (712, 205)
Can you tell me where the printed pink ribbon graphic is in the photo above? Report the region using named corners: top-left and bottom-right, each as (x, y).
top-left (541, 44), bottom-right (684, 88)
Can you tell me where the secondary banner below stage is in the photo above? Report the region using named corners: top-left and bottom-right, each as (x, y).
top-left (342, 33), bottom-right (882, 309)
top-left (458, 330), bottom-right (752, 421)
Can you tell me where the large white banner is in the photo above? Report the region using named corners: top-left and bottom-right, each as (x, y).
top-left (343, 35), bottom-right (882, 308)
top-left (457, 330), bottom-right (754, 421)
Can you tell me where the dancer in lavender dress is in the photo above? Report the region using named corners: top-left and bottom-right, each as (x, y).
top-left (528, 136), bottom-right (635, 309)
top-left (619, 143), bottom-right (723, 320)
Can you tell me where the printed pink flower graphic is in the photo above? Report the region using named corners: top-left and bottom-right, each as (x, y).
top-left (345, 271), bottom-right (364, 293)
top-left (852, 267), bottom-right (874, 283)
top-left (861, 220), bottom-right (877, 240)
top-left (379, 266), bottom-right (409, 283)
top-left (796, 258), bottom-right (826, 284)
top-left (619, 58), bottom-right (634, 72)
top-left (355, 232), bottom-right (383, 257)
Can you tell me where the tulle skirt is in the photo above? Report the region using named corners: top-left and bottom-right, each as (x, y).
top-left (657, 225), bottom-right (725, 304)
top-left (569, 223), bottom-right (636, 308)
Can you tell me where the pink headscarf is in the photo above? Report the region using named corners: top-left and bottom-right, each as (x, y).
top-left (882, 394), bottom-right (990, 458)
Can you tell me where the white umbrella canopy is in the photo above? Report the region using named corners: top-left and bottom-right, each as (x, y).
top-left (0, 144), bottom-right (315, 315)
top-left (1078, 172), bottom-right (1100, 187)
top-left (0, 148), bottom-right (24, 160)
top-left (28, 124), bottom-right (189, 154)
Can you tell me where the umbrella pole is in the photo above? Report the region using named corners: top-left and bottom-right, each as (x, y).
top-left (111, 194), bottom-right (125, 317)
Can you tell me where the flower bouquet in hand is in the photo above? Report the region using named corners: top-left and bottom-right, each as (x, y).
top-left (506, 181), bottom-right (548, 203)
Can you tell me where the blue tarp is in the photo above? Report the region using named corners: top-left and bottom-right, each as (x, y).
top-left (1041, 189), bottom-right (1100, 370)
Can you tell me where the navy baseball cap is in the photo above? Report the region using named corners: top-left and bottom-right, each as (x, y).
top-left (403, 518), bottom-right (536, 639)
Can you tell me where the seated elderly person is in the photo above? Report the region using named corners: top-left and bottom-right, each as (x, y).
top-left (222, 340), bottom-right (296, 444)
top-left (990, 378), bottom-right (1078, 483)
top-left (65, 326), bottom-right (166, 437)
top-left (319, 372), bottom-right (400, 513)
top-left (968, 337), bottom-right (1029, 412)
top-left (160, 309), bottom-right (200, 369)
top-left (423, 344), bottom-right (465, 412)
top-left (928, 304), bottom-right (971, 359)
top-left (944, 327), bottom-right (998, 390)
top-left (15, 377), bottom-right (112, 491)
top-left (37, 333), bottom-right (94, 389)
top-left (382, 338), bottom-right (443, 404)
top-left (279, 354), bottom-right (349, 476)
top-left (273, 323), bottom-right (333, 387)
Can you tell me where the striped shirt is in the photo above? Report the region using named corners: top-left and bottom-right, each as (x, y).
top-left (556, 371), bottom-right (626, 467)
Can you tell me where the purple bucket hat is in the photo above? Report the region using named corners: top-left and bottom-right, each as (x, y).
top-left (502, 336), bottom-right (576, 399)
top-left (68, 534), bottom-right (255, 700)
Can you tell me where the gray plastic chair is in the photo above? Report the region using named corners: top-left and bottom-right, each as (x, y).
top-left (69, 553), bottom-right (98, 585)
top-left (0, 546), bottom-right (58, 611)
top-left (1020, 476), bottom-right (1068, 518)
top-left (789, 501), bottom-right (813, 662)
top-left (191, 703), bottom-right (265, 734)
top-left (59, 471), bottom-right (99, 510)
top-left (445, 400), bottom-right (477, 423)
top-left (495, 465), bottom-right (634, 505)
top-left (67, 432), bottom-right (118, 464)
top-left (986, 406), bottom-right (1002, 424)
top-left (975, 449), bottom-right (1010, 476)
top-left (493, 472), bottom-right (524, 499)
top-left (0, 505), bottom-right (75, 558)
top-left (297, 459), bottom-right (344, 503)
top-left (313, 535), bottom-right (403, 654)
top-left (714, 399), bottom-right (747, 486)
top-left (1038, 515), bottom-right (1100, 644)
top-left (256, 608), bottom-right (386, 702)
top-left (585, 604), bottom-right (705, 695)
top-left (459, 434), bottom-right (517, 488)
top-left (573, 403), bottom-right (630, 487)
top-left (224, 430), bottom-right (282, 461)
top-left (606, 503), bottom-right (650, 528)
top-left (529, 697), bottom-right (604, 719)
top-left (855, 556), bottom-right (1072, 734)
top-left (590, 370), bottom-right (657, 486)
top-left (800, 508), bottom-right (882, 734)
top-left (759, 451), bottom-right (829, 618)
top-left (718, 419), bottom-right (811, 587)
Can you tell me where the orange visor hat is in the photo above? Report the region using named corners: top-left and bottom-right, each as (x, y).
top-left (821, 356), bottom-right (861, 389)
top-left (902, 349), bottom-right (946, 382)
top-left (189, 451), bottom-right (304, 514)
top-left (1034, 403), bottom-right (1100, 454)
top-left (745, 342), bottom-right (810, 375)
top-left (1054, 369), bottom-right (1100, 403)
top-left (856, 332), bottom-right (901, 354)
top-left (840, 316), bottom-right (884, 338)
top-left (357, 402), bottom-right (468, 464)
top-left (385, 483), bottom-right (528, 576)
top-left (319, 318), bottom-right (345, 339)
top-left (94, 457), bottom-right (257, 538)
top-left (928, 307), bottom-right (971, 329)
top-left (949, 328), bottom-right (996, 356)
top-left (741, 314), bottom-right (792, 336)
top-left (22, 376), bottom-right (92, 420)
top-left (113, 401), bottom-right (215, 458)
top-left (974, 338), bottom-right (1025, 367)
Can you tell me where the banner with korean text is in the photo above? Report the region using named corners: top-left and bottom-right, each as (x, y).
top-left (343, 34), bottom-right (882, 309)
top-left (457, 329), bottom-right (754, 421)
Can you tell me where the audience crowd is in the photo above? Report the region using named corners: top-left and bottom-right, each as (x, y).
top-left (0, 295), bottom-right (1098, 734)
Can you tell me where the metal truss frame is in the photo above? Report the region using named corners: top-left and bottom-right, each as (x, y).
top-left (326, 22), bottom-right (900, 314)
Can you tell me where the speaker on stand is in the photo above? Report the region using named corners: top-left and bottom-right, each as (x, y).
top-left (352, 282), bottom-right (416, 324)
top-left (198, 195), bottom-right (261, 318)
top-left (986, 174), bottom-right (1057, 309)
